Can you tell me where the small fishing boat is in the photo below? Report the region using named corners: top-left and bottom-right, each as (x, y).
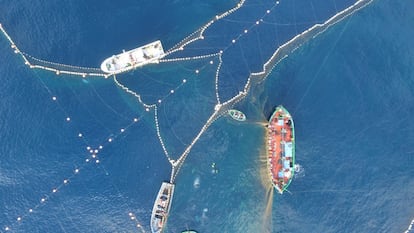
top-left (151, 182), bottom-right (175, 233)
top-left (228, 109), bottom-right (246, 121)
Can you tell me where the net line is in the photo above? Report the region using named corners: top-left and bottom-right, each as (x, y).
top-left (162, 0), bottom-right (375, 182)
top-left (0, 23), bottom-right (107, 78)
top-left (0, 0), bottom-right (375, 197)
top-left (0, 0), bottom-right (380, 231)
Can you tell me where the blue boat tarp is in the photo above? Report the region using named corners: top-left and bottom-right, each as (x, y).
top-left (283, 160), bottom-right (290, 169)
top-left (284, 142), bottom-right (293, 157)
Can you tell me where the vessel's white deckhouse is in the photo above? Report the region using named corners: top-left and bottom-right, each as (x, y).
top-left (100, 40), bottom-right (165, 74)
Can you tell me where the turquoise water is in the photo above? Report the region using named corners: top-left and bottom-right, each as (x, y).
top-left (1, 0), bottom-right (414, 232)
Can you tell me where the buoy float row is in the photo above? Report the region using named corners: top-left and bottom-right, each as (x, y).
top-left (1, 0), bottom-right (288, 230)
top-left (1, 26), bottom-right (105, 78)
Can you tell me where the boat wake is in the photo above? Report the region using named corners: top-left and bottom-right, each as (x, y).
top-left (193, 176), bottom-right (201, 189)
top-left (262, 187), bottom-right (274, 233)
top-left (294, 164), bottom-right (305, 179)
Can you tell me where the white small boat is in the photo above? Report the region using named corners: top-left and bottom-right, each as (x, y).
top-left (228, 109), bottom-right (246, 121)
top-left (151, 182), bottom-right (175, 233)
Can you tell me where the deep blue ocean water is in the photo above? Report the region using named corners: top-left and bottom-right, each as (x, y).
top-left (0, 0), bottom-right (414, 232)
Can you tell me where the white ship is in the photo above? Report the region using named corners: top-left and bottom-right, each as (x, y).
top-left (100, 40), bottom-right (165, 74)
top-left (151, 182), bottom-right (175, 233)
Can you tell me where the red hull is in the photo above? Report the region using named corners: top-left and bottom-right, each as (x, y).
top-left (267, 106), bottom-right (295, 194)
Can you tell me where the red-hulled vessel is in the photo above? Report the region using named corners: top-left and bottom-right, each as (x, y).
top-left (267, 105), bottom-right (295, 194)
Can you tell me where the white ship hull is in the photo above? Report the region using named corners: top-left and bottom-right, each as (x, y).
top-left (151, 182), bottom-right (175, 233)
top-left (100, 40), bottom-right (165, 74)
